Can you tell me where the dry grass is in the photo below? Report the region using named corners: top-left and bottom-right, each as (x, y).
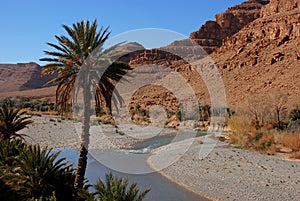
top-left (227, 116), bottom-right (253, 134)
top-left (282, 134), bottom-right (300, 151)
top-left (291, 151), bottom-right (300, 159)
top-left (254, 133), bottom-right (276, 154)
top-left (228, 115), bottom-right (300, 157)
top-left (227, 116), bottom-right (254, 147)
top-left (227, 116), bottom-right (279, 154)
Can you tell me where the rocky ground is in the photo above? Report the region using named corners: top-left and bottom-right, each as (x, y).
top-left (149, 136), bottom-right (300, 201)
top-left (22, 116), bottom-right (176, 149)
top-left (22, 116), bottom-right (300, 200)
top-left (22, 116), bottom-right (137, 149)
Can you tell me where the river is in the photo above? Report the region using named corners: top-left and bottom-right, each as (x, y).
top-left (56, 132), bottom-right (210, 201)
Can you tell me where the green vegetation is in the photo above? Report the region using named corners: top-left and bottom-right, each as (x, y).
top-left (0, 104), bottom-right (149, 201)
top-left (0, 139), bottom-right (149, 201)
top-left (0, 139), bottom-right (74, 201)
top-left (129, 105), bottom-right (151, 125)
top-left (226, 91), bottom-right (300, 158)
top-left (80, 173), bottom-right (150, 201)
top-left (0, 104), bottom-right (33, 140)
top-left (0, 98), bottom-right (55, 113)
top-left (40, 19), bottom-right (132, 196)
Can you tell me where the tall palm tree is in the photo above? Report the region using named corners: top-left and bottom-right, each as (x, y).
top-left (40, 19), bottom-right (131, 197)
top-left (0, 104), bottom-right (33, 140)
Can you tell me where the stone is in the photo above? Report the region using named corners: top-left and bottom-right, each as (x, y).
top-left (189, 0), bottom-right (268, 54)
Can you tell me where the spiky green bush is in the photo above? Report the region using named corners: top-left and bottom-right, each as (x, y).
top-left (0, 104), bottom-right (33, 140)
top-left (0, 140), bottom-right (75, 201)
top-left (80, 173), bottom-right (150, 201)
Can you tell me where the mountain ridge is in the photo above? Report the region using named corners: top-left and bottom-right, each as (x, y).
top-left (0, 62), bottom-right (54, 93)
top-left (0, 0), bottom-right (299, 111)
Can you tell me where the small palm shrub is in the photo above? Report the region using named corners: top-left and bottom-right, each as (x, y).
top-left (0, 140), bottom-right (75, 201)
top-left (289, 108), bottom-right (300, 121)
top-left (27, 192), bottom-right (57, 201)
top-left (288, 108), bottom-right (300, 133)
top-left (81, 173), bottom-right (150, 201)
top-left (0, 104), bottom-right (33, 140)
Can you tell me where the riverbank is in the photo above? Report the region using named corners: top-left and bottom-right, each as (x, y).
top-left (22, 116), bottom-right (208, 201)
top-left (148, 137), bottom-right (300, 201)
top-left (23, 116), bottom-right (171, 149)
top-left (23, 116), bottom-right (300, 200)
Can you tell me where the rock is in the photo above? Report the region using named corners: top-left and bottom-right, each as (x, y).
top-left (122, 0), bottom-right (300, 123)
top-left (190, 0), bottom-right (268, 54)
top-left (0, 62), bottom-right (55, 92)
top-left (278, 147), bottom-right (293, 153)
top-left (261, 0), bottom-right (300, 17)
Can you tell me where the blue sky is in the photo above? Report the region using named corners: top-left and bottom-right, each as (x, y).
top-left (0, 0), bottom-right (244, 64)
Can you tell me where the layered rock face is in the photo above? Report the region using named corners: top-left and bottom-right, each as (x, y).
top-left (261, 0), bottom-right (300, 17)
top-left (0, 62), bottom-right (53, 92)
top-left (127, 0), bottom-right (300, 112)
top-left (211, 0), bottom-right (300, 106)
top-left (126, 1), bottom-right (270, 63)
top-left (190, 0), bottom-right (269, 53)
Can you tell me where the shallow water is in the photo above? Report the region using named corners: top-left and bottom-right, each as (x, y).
top-left (56, 148), bottom-right (208, 201)
top-left (133, 130), bottom-right (209, 152)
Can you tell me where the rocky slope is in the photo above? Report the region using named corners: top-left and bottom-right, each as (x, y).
top-left (190, 0), bottom-right (269, 53)
top-left (0, 62), bottom-right (53, 93)
top-left (125, 1), bottom-right (270, 66)
top-left (1, 0), bottom-right (299, 117)
top-left (126, 0), bottom-right (300, 116)
top-left (211, 0), bottom-right (300, 107)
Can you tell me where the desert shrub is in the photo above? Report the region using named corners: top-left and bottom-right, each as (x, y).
top-left (167, 110), bottom-right (175, 118)
top-left (289, 108), bottom-right (300, 121)
top-left (287, 108), bottom-right (300, 133)
top-left (282, 134), bottom-right (300, 151)
top-left (254, 133), bottom-right (275, 151)
top-left (176, 110), bottom-right (182, 120)
top-left (227, 116), bottom-right (254, 147)
top-left (288, 120), bottom-right (300, 133)
top-left (291, 151), bottom-right (300, 159)
top-left (228, 116), bottom-right (253, 134)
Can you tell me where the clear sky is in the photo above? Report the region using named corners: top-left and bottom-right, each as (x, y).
top-left (0, 0), bottom-right (244, 64)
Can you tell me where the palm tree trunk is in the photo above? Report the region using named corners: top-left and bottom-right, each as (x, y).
top-left (73, 78), bottom-right (91, 198)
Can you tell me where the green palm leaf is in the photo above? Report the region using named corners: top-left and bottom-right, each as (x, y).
top-left (0, 104), bottom-right (33, 140)
top-left (40, 19), bottom-right (131, 115)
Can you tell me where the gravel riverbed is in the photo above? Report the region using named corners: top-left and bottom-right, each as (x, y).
top-left (149, 137), bottom-right (300, 201)
top-left (23, 116), bottom-right (300, 200)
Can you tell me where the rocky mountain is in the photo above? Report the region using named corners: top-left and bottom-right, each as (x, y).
top-left (0, 62), bottom-right (53, 93)
top-left (126, 0), bottom-right (300, 113)
top-left (190, 0), bottom-right (269, 53)
top-left (211, 0), bottom-right (300, 107)
top-left (1, 0), bottom-right (299, 114)
top-left (125, 0), bottom-right (270, 65)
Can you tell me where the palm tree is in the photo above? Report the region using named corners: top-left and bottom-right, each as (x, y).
top-left (0, 141), bottom-right (75, 201)
top-left (289, 108), bottom-right (300, 121)
top-left (93, 173), bottom-right (150, 201)
top-left (14, 145), bottom-right (74, 200)
top-left (0, 104), bottom-right (33, 140)
top-left (0, 139), bottom-right (26, 201)
top-left (40, 19), bottom-right (131, 197)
